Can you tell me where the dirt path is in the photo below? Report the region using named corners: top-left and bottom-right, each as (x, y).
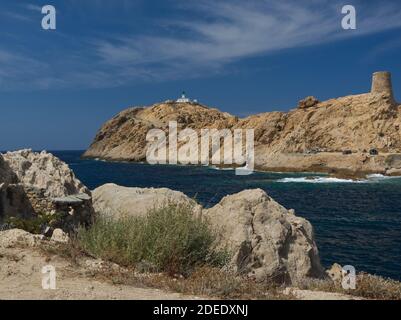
top-left (0, 245), bottom-right (201, 300)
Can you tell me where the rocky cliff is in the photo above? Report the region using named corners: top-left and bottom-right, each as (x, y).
top-left (84, 72), bottom-right (401, 177)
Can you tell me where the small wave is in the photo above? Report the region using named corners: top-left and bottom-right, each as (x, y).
top-left (277, 177), bottom-right (366, 184)
top-left (366, 174), bottom-right (393, 180)
top-left (278, 174), bottom-right (401, 184)
top-left (210, 166), bottom-right (235, 171)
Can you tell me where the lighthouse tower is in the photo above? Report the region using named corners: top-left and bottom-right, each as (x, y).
top-left (176, 91), bottom-right (190, 103)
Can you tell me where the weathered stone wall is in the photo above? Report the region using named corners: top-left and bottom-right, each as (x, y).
top-left (15, 186), bottom-right (94, 231)
top-left (24, 186), bottom-right (54, 214)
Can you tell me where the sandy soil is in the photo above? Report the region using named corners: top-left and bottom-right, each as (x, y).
top-left (0, 246), bottom-right (201, 300)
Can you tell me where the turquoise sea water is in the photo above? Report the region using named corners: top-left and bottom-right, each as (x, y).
top-left (54, 151), bottom-right (401, 281)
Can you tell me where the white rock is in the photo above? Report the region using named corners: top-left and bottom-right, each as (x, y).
top-left (92, 183), bottom-right (201, 219)
top-left (3, 149), bottom-right (89, 198)
top-left (326, 263), bottom-right (344, 283)
top-left (50, 228), bottom-right (70, 243)
top-left (204, 189), bottom-right (325, 284)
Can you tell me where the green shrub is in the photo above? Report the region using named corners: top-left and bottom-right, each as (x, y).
top-left (76, 203), bottom-right (229, 275)
top-left (5, 213), bottom-right (62, 234)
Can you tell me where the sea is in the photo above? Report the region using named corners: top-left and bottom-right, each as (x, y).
top-left (54, 150), bottom-right (401, 281)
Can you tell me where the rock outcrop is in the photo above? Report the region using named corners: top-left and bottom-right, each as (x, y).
top-left (83, 72), bottom-right (401, 177)
top-left (3, 149), bottom-right (89, 198)
top-left (92, 183), bottom-right (201, 219)
top-left (0, 229), bottom-right (43, 248)
top-left (204, 189), bottom-right (324, 284)
top-left (298, 96), bottom-right (320, 109)
top-left (0, 150), bottom-right (94, 232)
top-left (92, 184), bottom-right (324, 284)
top-left (50, 228), bottom-right (70, 243)
top-left (83, 102), bottom-right (236, 161)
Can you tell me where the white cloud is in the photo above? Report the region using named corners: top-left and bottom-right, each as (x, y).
top-left (93, 0), bottom-right (401, 83)
top-left (2, 0), bottom-right (401, 90)
top-left (24, 4), bottom-right (43, 12)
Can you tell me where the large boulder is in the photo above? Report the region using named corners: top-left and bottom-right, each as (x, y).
top-left (3, 149), bottom-right (89, 198)
top-left (92, 183), bottom-right (200, 219)
top-left (0, 150), bottom-right (94, 232)
top-left (204, 189), bottom-right (325, 285)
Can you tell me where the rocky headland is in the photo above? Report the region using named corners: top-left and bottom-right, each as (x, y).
top-left (83, 72), bottom-right (401, 178)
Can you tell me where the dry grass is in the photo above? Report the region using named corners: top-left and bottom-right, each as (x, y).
top-left (39, 240), bottom-right (401, 300)
top-left (39, 242), bottom-right (292, 300)
top-left (39, 240), bottom-right (89, 265)
top-left (92, 266), bottom-right (293, 300)
top-left (298, 273), bottom-right (401, 300)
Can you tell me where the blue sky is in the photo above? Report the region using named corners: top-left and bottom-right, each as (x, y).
top-left (1, 0), bottom-right (401, 150)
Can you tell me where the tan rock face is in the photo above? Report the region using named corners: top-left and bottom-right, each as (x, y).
top-left (83, 102), bottom-right (236, 161)
top-left (298, 96), bottom-right (320, 109)
top-left (83, 75), bottom-right (401, 176)
top-left (92, 183), bottom-right (201, 219)
top-left (204, 189), bottom-right (325, 284)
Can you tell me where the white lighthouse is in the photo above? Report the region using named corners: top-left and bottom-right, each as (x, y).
top-left (176, 91), bottom-right (190, 103)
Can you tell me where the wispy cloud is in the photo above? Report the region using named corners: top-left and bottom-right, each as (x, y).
top-left (23, 3), bottom-right (43, 12)
top-left (91, 0), bottom-right (401, 85)
top-left (2, 11), bottom-right (33, 22)
top-left (1, 0), bottom-right (401, 90)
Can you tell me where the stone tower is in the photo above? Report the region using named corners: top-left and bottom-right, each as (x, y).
top-left (371, 71), bottom-right (394, 100)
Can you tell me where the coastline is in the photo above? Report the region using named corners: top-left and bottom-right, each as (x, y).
top-left (81, 152), bottom-right (401, 180)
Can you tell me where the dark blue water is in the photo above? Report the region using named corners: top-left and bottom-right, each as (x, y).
top-left (54, 150), bottom-right (401, 281)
